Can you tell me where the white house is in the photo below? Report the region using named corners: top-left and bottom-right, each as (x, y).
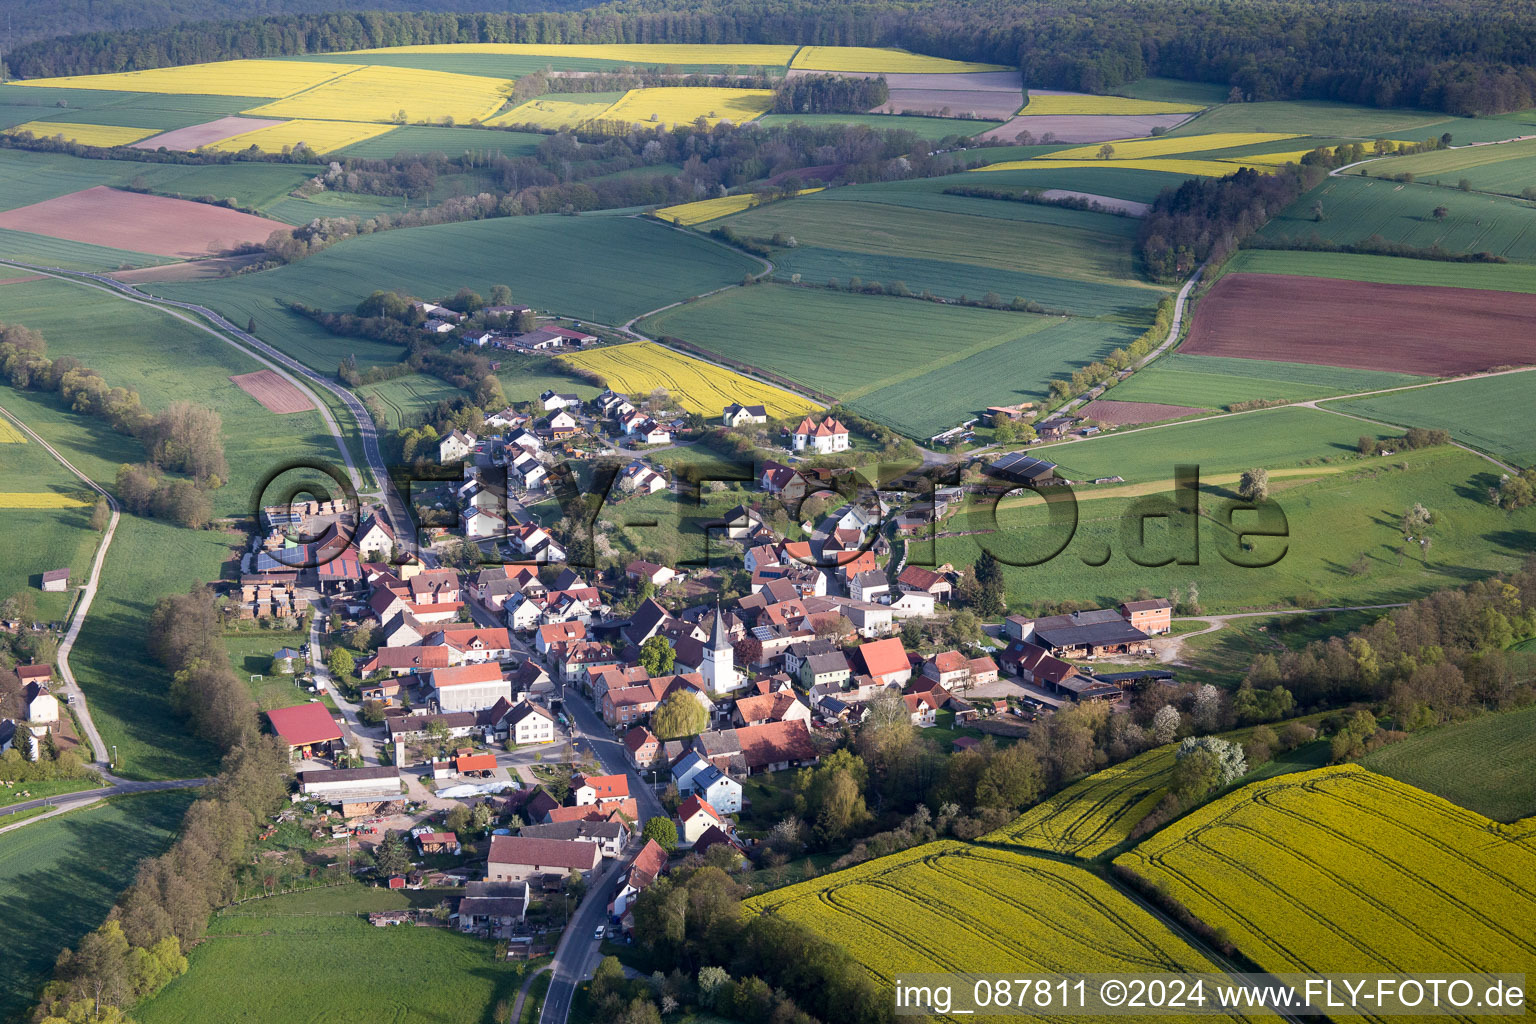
top-left (511, 452), bottom-right (547, 490)
top-left (691, 763), bottom-right (742, 814)
top-left (791, 415), bottom-right (850, 454)
top-left (463, 506), bottom-right (506, 541)
top-left (677, 794), bottom-right (725, 844)
top-left (887, 590), bottom-right (936, 618)
top-left (354, 514), bottom-right (396, 562)
top-left (637, 420), bottom-right (671, 445)
top-left (540, 389), bottom-right (580, 411)
top-left (503, 701), bottom-right (558, 745)
top-left (722, 403), bottom-right (767, 427)
top-left (439, 430), bottom-right (476, 464)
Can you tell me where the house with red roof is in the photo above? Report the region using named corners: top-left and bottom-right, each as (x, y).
top-left (624, 726), bottom-right (661, 769)
top-left (790, 415), bottom-right (850, 454)
top-left (265, 703), bottom-right (343, 760)
top-left (856, 637), bottom-right (912, 687)
top-left (896, 564), bottom-right (952, 602)
top-left (676, 793), bottom-right (724, 844)
top-left (572, 773), bottom-right (629, 807)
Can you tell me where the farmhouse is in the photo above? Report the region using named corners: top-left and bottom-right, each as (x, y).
top-left (1016, 609), bottom-right (1152, 658)
top-left (503, 701), bottom-right (558, 745)
top-left (896, 564), bottom-right (951, 602)
top-left (265, 703), bottom-right (343, 760)
top-left (1120, 598), bottom-right (1174, 635)
top-left (856, 636), bottom-right (912, 687)
top-left (1000, 641), bottom-right (1124, 703)
top-left (722, 402), bottom-right (768, 427)
top-left (457, 882), bottom-right (529, 934)
top-left (438, 430), bottom-right (476, 464)
top-left (518, 819), bottom-right (626, 858)
top-left (485, 835), bottom-right (600, 884)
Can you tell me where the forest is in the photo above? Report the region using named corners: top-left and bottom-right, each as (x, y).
top-left (11, 0), bottom-right (1536, 114)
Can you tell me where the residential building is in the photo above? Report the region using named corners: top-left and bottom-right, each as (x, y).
top-left (856, 637), bottom-right (912, 687)
top-left (438, 430), bottom-right (476, 464)
top-left (430, 663), bottom-right (511, 713)
top-left (485, 835), bottom-right (600, 883)
top-left (722, 402), bottom-right (768, 427)
top-left (790, 415), bottom-right (851, 454)
top-left (503, 701), bottom-right (558, 745)
top-left (1120, 598), bottom-right (1174, 635)
top-left (677, 794), bottom-right (725, 844)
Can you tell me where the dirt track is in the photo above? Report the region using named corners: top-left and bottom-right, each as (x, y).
top-left (1184, 272), bottom-right (1536, 374)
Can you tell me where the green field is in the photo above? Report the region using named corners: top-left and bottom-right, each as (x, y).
top-left (1110, 352), bottom-right (1427, 408)
top-left (137, 885), bottom-right (534, 1024)
top-left (0, 85), bottom-right (267, 134)
top-left (1363, 137), bottom-right (1536, 196)
top-left (155, 214), bottom-right (762, 373)
top-left (1220, 247), bottom-right (1536, 291)
top-left (0, 276), bottom-right (346, 516)
top-left (1169, 609), bottom-right (1386, 688)
top-left (943, 432), bottom-right (1536, 612)
top-left (1325, 372), bottom-right (1536, 467)
top-left (0, 422), bottom-right (101, 621)
top-left (0, 790), bottom-right (194, 1024)
top-left (637, 284), bottom-right (1146, 437)
top-left (1166, 99), bottom-right (1488, 140)
top-left (0, 226), bottom-right (169, 272)
top-left (1260, 175), bottom-right (1536, 261)
top-left (1362, 707), bottom-right (1536, 822)
top-left (1116, 78), bottom-right (1231, 105)
top-left (338, 125), bottom-right (545, 159)
top-left (280, 50), bottom-right (771, 76)
top-left (224, 629), bottom-right (313, 710)
top-left (753, 112), bottom-right (1000, 139)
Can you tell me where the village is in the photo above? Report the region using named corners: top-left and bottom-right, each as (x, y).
top-left (145, 371), bottom-right (1189, 974)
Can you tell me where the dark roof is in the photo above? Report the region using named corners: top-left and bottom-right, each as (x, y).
top-left (518, 820), bottom-right (625, 842)
top-left (296, 766), bottom-right (400, 785)
top-left (487, 835), bottom-right (600, 870)
top-left (986, 452), bottom-right (1056, 482)
top-left (803, 651), bottom-right (850, 675)
top-left (1034, 619), bottom-right (1150, 650)
top-left (1121, 598), bottom-right (1173, 613)
top-left (385, 711), bottom-right (479, 738)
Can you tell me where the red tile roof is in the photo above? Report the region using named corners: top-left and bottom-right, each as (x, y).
top-left (858, 637), bottom-right (909, 678)
top-left (897, 565), bottom-right (945, 591)
top-left (574, 773), bottom-right (630, 800)
top-left (735, 720), bottom-right (817, 769)
top-left (432, 663), bottom-right (504, 688)
top-left (456, 753), bottom-right (498, 772)
top-left (265, 703), bottom-right (343, 747)
top-left (677, 793), bottom-right (722, 823)
top-left (624, 726), bottom-right (658, 754)
top-left (632, 838), bottom-right (669, 877)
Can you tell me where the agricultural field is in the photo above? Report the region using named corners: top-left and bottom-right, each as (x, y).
top-left (486, 92), bottom-right (625, 129)
top-left (1116, 766), bottom-right (1536, 982)
top-left (1115, 78), bottom-right (1233, 104)
top-left (982, 745), bottom-right (1177, 859)
top-left (205, 118), bottom-right (396, 154)
top-left (654, 187), bottom-right (821, 226)
top-left (598, 87), bottom-right (776, 129)
top-left (744, 841), bottom-right (1244, 1009)
top-left (0, 275), bottom-right (344, 514)
top-left (1107, 353), bottom-right (1427, 408)
top-left (336, 125), bottom-right (544, 159)
top-left (154, 214), bottom-right (762, 371)
top-left (1362, 707), bottom-right (1536, 822)
top-left (943, 428), bottom-right (1536, 612)
top-left (561, 341), bottom-right (819, 418)
top-left (938, 162), bottom-right (1199, 203)
top-left (135, 885), bottom-right (536, 1024)
top-left (753, 112), bottom-right (1001, 139)
top-left (1363, 137), bottom-right (1536, 196)
top-left (790, 46), bottom-right (1009, 74)
top-left (0, 226), bottom-right (170, 272)
top-left (0, 186), bottom-right (288, 260)
top-left (979, 113), bottom-right (1197, 144)
top-left (336, 42), bottom-right (800, 66)
top-left (0, 791), bottom-right (195, 1024)
top-left (1261, 174), bottom-right (1536, 261)
top-left (637, 284), bottom-right (1146, 438)
top-left (1324, 371), bottom-right (1536, 466)
top-left (13, 59), bottom-right (357, 98)
top-left (359, 372), bottom-right (473, 432)
top-left (5, 120), bottom-right (158, 146)
top-left (1164, 99), bottom-right (1466, 139)
top-left (972, 157), bottom-right (1246, 177)
top-left (1075, 399), bottom-right (1205, 425)
top-left (1019, 92), bottom-right (1206, 116)
top-left (0, 415), bottom-right (102, 620)
top-left (1051, 132), bottom-right (1300, 161)
top-left (1220, 248), bottom-right (1536, 292)
top-left (243, 65), bottom-right (509, 124)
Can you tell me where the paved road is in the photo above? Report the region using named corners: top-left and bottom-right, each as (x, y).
top-left (307, 600), bottom-right (383, 765)
top-left (0, 777), bottom-right (210, 837)
top-left (538, 846), bottom-right (632, 1024)
top-left (0, 259), bottom-right (413, 544)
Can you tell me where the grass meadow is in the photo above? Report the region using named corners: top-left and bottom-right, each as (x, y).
top-left (637, 284), bottom-right (1146, 437)
top-left (1108, 353), bottom-right (1427, 408)
top-left (1362, 136), bottom-right (1536, 196)
top-left (337, 125), bottom-right (544, 159)
top-left (0, 791), bottom-right (194, 1024)
top-left (753, 112), bottom-right (1000, 138)
top-left (137, 885), bottom-right (536, 1024)
top-left (157, 214), bottom-right (762, 372)
top-left (1220, 248), bottom-right (1536, 291)
top-left (1324, 372), bottom-right (1536, 467)
top-left (223, 629), bottom-right (313, 710)
top-left (1362, 706), bottom-right (1536, 822)
top-left (1260, 174), bottom-right (1536, 261)
top-left (0, 422), bottom-right (102, 621)
top-left (941, 432), bottom-right (1536, 612)
top-left (0, 276), bottom-right (345, 516)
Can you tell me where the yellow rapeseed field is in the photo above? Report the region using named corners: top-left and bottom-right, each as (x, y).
top-left (0, 493), bottom-right (89, 508)
top-left (0, 419), bottom-right (25, 443)
top-left (244, 65), bottom-right (509, 125)
top-left (485, 95), bottom-right (619, 130)
top-left (596, 87), bottom-right (774, 128)
top-left (13, 59), bottom-right (356, 98)
top-left (1051, 131), bottom-right (1301, 160)
top-left (1017, 93), bottom-right (1206, 116)
top-left (4, 121), bottom-right (159, 147)
top-left (1116, 765), bottom-right (1536, 981)
top-left (205, 119), bottom-right (396, 154)
top-left (654, 187), bottom-right (823, 226)
top-left (791, 45), bottom-right (1009, 73)
top-left (971, 157), bottom-right (1246, 177)
top-left (562, 342), bottom-right (817, 418)
top-left (339, 43), bottom-right (799, 66)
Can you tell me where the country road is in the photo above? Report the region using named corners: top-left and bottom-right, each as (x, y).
top-left (0, 259), bottom-right (413, 543)
top-left (0, 777), bottom-right (210, 837)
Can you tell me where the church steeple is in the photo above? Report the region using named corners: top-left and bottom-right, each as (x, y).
top-left (702, 601), bottom-right (739, 692)
top-left (708, 602), bottom-right (732, 652)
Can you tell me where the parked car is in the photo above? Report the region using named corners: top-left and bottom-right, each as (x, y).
top-left (594, 925), bottom-right (605, 940)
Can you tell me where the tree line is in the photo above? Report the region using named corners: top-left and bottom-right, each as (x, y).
top-left (13, 0), bottom-right (1536, 114)
top-left (772, 73), bottom-right (889, 114)
top-left (0, 323), bottom-right (228, 528)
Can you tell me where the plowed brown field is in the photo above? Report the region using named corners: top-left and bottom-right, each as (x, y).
top-left (1077, 399), bottom-right (1206, 424)
top-left (230, 370), bottom-right (312, 414)
top-left (0, 186), bottom-right (287, 258)
top-left (1183, 273), bottom-right (1536, 374)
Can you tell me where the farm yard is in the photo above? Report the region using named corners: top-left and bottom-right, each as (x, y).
top-left (1323, 371), bottom-right (1536, 466)
top-left (0, 186), bottom-right (289, 260)
top-left (135, 886), bottom-right (537, 1024)
top-left (637, 284), bottom-right (1146, 438)
top-left (1115, 766), bottom-right (1536, 982)
top-left (744, 841), bottom-right (1243, 1010)
top-left (561, 341), bottom-right (818, 418)
top-left (982, 746), bottom-right (1177, 859)
top-left (1361, 707), bottom-right (1536, 822)
top-left (0, 791), bottom-right (195, 1024)
top-left (1180, 273), bottom-right (1536, 374)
